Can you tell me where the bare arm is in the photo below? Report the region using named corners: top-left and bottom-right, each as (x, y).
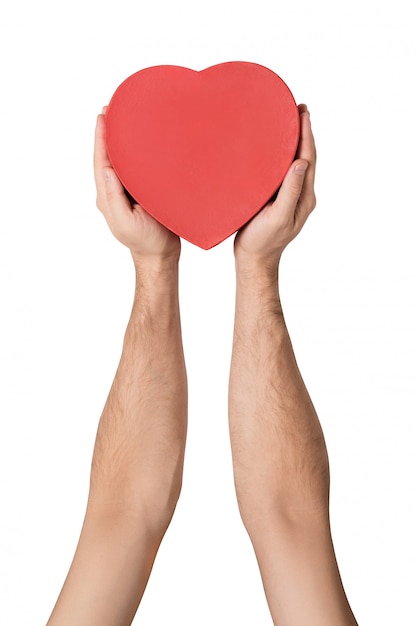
top-left (228, 105), bottom-right (358, 625)
top-left (46, 111), bottom-right (187, 626)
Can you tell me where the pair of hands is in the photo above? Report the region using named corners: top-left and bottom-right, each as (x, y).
top-left (94, 104), bottom-right (316, 267)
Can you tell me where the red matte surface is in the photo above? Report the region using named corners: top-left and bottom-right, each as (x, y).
top-left (105, 62), bottom-right (300, 249)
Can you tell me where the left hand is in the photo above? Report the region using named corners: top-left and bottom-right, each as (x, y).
top-left (94, 107), bottom-right (181, 263)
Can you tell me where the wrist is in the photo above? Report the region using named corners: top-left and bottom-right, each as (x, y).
top-left (132, 252), bottom-right (179, 292)
top-left (235, 255), bottom-right (279, 289)
top-left (131, 249), bottom-right (180, 272)
top-left (234, 249), bottom-right (282, 281)
top-left (129, 254), bottom-right (180, 325)
top-left (235, 263), bottom-right (284, 321)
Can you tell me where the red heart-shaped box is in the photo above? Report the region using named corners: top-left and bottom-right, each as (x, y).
top-left (105, 62), bottom-right (299, 249)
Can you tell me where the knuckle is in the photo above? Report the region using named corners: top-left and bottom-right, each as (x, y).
top-left (96, 191), bottom-right (109, 215)
top-left (278, 216), bottom-right (296, 236)
top-left (288, 182), bottom-right (303, 200)
top-left (95, 194), bottom-right (103, 211)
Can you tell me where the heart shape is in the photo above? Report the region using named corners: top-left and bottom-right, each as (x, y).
top-left (105, 62), bottom-right (300, 249)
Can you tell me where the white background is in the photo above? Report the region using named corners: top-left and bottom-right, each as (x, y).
top-left (1, 0), bottom-right (416, 624)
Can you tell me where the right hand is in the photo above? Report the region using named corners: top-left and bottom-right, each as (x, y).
top-left (234, 104), bottom-right (317, 272)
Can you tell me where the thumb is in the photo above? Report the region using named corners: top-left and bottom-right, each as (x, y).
top-left (275, 159), bottom-right (309, 213)
top-left (102, 167), bottom-right (134, 219)
top-left (103, 167), bottom-right (127, 201)
top-left (97, 167), bottom-right (132, 226)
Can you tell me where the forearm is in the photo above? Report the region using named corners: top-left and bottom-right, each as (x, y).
top-left (47, 255), bottom-right (187, 626)
top-left (87, 255), bottom-right (188, 524)
top-left (229, 260), bottom-right (329, 525)
top-left (228, 260), bottom-right (357, 626)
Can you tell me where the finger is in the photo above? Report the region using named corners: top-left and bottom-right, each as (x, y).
top-left (272, 158), bottom-right (309, 223)
top-left (93, 115), bottom-right (135, 224)
top-left (294, 181), bottom-right (316, 232)
top-left (294, 108), bottom-right (317, 224)
top-left (94, 113), bottom-right (112, 188)
top-left (296, 108), bottom-right (316, 178)
top-left (298, 103), bottom-right (308, 115)
top-left (101, 168), bottom-right (134, 212)
top-left (99, 168), bottom-right (141, 232)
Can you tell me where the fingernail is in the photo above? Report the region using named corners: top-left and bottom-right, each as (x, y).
top-left (295, 162), bottom-right (308, 175)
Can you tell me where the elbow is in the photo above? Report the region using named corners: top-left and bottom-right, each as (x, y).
top-left (234, 463), bottom-right (331, 537)
top-left (87, 468), bottom-right (183, 541)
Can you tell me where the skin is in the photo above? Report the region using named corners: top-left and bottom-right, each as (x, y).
top-left (229, 105), bottom-right (358, 625)
top-left (46, 108), bottom-right (187, 625)
top-left (46, 104), bottom-right (358, 625)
